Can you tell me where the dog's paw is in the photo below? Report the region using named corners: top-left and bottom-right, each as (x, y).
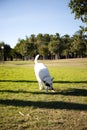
top-left (51, 90), bottom-right (55, 92)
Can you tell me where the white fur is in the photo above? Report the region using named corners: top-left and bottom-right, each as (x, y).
top-left (34, 54), bottom-right (55, 93)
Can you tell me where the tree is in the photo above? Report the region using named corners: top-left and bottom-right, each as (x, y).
top-left (29, 34), bottom-right (36, 43)
top-left (11, 49), bottom-right (22, 60)
top-left (61, 35), bottom-right (71, 58)
top-left (38, 45), bottom-right (49, 59)
top-left (14, 39), bottom-right (26, 60)
top-left (49, 40), bottom-right (61, 59)
top-left (43, 34), bottom-right (50, 43)
top-left (36, 33), bottom-right (44, 45)
top-left (76, 26), bottom-right (87, 39)
top-left (69, 0), bottom-right (87, 23)
top-left (71, 34), bottom-right (86, 58)
top-left (36, 33), bottom-right (50, 58)
top-left (15, 37), bottom-right (36, 60)
top-left (0, 42), bottom-right (11, 61)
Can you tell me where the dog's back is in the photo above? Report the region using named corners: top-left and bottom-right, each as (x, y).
top-left (34, 54), bottom-right (49, 81)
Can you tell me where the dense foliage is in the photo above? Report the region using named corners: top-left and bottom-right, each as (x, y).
top-left (0, 42), bottom-right (12, 61)
top-left (0, 29), bottom-right (87, 60)
top-left (11, 29), bottom-right (87, 59)
top-left (69, 0), bottom-right (87, 23)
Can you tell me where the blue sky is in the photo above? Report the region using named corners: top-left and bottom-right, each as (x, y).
top-left (0, 0), bottom-right (85, 48)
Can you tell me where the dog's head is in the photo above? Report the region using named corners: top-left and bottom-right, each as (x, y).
top-left (43, 77), bottom-right (54, 90)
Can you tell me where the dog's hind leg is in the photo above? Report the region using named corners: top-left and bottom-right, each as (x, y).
top-left (38, 82), bottom-right (44, 90)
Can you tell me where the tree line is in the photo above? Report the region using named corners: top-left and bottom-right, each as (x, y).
top-left (0, 26), bottom-right (87, 61)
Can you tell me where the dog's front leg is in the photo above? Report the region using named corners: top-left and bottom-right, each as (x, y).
top-left (46, 86), bottom-right (48, 93)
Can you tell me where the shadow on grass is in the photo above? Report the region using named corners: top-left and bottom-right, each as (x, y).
top-left (0, 89), bottom-right (29, 94)
top-left (0, 88), bottom-right (87, 96)
top-left (0, 79), bottom-right (87, 84)
top-left (55, 88), bottom-right (87, 97)
top-left (28, 88), bottom-right (87, 97)
top-left (0, 79), bottom-right (37, 83)
top-left (0, 99), bottom-right (87, 111)
top-left (54, 80), bottom-right (87, 84)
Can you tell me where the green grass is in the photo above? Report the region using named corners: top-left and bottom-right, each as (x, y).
top-left (0, 58), bottom-right (87, 130)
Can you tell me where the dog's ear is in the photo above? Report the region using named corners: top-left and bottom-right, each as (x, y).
top-left (51, 77), bottom-right (54, 81)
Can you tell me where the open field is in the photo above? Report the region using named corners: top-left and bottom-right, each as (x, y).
top-left (0, 58), bottom-right (87, 130)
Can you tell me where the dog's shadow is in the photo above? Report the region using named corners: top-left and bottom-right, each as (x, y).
top-left (0, 88), bottom-right (87, 97)
top-left (29, 88), bottom-right (87, 97)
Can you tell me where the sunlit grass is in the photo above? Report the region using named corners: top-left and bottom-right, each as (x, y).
top-left (0, 58), bottom-right (87, 130)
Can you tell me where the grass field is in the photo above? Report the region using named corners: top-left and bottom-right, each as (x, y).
top-left (0, 58), bottom-right (87, 130)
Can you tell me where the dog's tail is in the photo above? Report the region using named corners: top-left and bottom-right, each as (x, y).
top-left (34, 54), bottom-right (39, 64)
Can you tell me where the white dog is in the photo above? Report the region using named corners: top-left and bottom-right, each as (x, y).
top-left (34, 54), bottom-right (55, 93)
